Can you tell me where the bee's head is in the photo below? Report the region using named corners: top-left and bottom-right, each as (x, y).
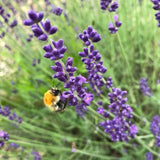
top-left (50, 88), bottom-right (60, 96)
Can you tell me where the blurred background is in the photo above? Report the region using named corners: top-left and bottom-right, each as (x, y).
top-left (0, 0), bottom-right (160, 159)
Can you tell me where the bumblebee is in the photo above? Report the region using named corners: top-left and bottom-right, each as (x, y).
top-left (43, 88), bottom-right (67, 112)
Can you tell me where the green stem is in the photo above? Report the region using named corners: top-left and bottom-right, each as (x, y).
top-left (136, 135), bottom-right (159, 157)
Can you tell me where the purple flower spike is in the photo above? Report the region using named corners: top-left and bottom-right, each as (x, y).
top-left (100, 0), bottom-right (119, 12)
top-left (78, 36), bottom-right (107, 95)
top-left (53, 7), bottom-right (63, 16)
top-left (106, 77), bottom-right (113, 88)
top-left (150, 0), bottom-right (160, 27)
top-left (100, 0), bottom-right (111, 10)
top-left (41, 19), bottom-right (57, 35)
top-left (0, 105), bottom-right (22, 124)
top-left (150, 115), bottom-right (160, 147)
top-left (97, 87), bottom-right (137, 142)
top-left (43, 39), bottom-right (67, 60)
top-left (0, 130), bottom-right (9, 147)
top-left (130, 125), bottom-right (138, 136)
top-left (66, 57), bottom-right (77, 76)
top-left (0, 141), bottom-right (4, 147)
top-left (146, 152), bottom-right (153, 160)
top-left (108, 15), bottom-right (122, 34)
top-left (51, 61), bottom-right (63, 72)
top-left (32, 151), bottom-right (42, 160)
top-left (79, 26), bottom-right (101, 46)
top-left (139, 78), bottom-right (152, 97)
top-left (109, 1), bottom-right (119, 12)
top-left (10, 143), bottom-right (20, 148)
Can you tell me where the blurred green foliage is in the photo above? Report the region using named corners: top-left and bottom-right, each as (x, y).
top-left (0, 0), bottom-right (160, 159)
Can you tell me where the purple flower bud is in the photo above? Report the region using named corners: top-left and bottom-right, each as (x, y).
top-left (146, 152), bottom-right (153, 160)
top-left (49, 26), bottom-right (58, 35)
top-left (37, 12), bottom-right (44, 22)
top-left (0, 141), bottom-right (4, 147)
top-left (43, 19), bottom-right (51, 32)
top-left (53, 7), bottom-right (63, 16)
top-left (31, 26), bottom-right (43, 36)
top-left (52, 39), bottom-right (63, 49)
top-left (23, 19), bottom-right (34, 26)
top-left (44, 52), bottom-right (52, 58)
top-left (0, 131), bottom-right (5, 137)
top-left (51, 61), bottom-right (63, 72)
top-left (10, 19), bottom-right (18, 28)
top-left (83, 93), bottom-right (94, 105)
top-left (38, 34), bottom-right (48, 41)
top-left (43, 44), bottom-right (53, 52)
top-left (28, 10), bottom-right (37, 21)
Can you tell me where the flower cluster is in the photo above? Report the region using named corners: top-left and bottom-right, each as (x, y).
top-left (97, 88), bottom-right (138, 142)
top-left (23, 10), bottom-right (94, 116)
top-left (100, 0), bottom-right (119, 12)
top-left (139, 78), bottom-right (152, 97)
top-left (0, 5), bottom-right (17, 27)
top-left (0, 105), bottom-right (22, 124)
top-left (146, 152), bottom-right (153, 160)
top-left (150, 115), bottom-right (160, 147)
top-left (0, 130), bottom-right (9, 147)
top-left (23, 10), bottom-right (57, 41)
top-left (0, 5), bottom-right (18, 38)
top-left (108, 15), bottom-right (122, 33)
top-left (43, 39), bottom-right (67, 60)
top-left (100, 0), bottom-right (122, 33)
top-left (51, 57), bottom-right (94, 116)
top-left (79, 26), bottom-right (107, 95)
top-left (79, 26), bottom-right (101, 46)
top-left (106, 77), bottom-right (113, 88)
top-left (52, 7), bottom-right (63, 16)
top-left (31, 151), bottom-right (42, 160)
top-left (151, 0), bottom-right (160, 27)
top-left (10, 142), bottom-right (20, 149)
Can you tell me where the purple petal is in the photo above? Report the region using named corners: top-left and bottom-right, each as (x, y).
top-left (28, 10), bottom-right (37, 21)
top-left (43, 44), bottom-right (52, 52)
top-left (49, 26), bottom-right (57, 35)
top-left (23, 19), bottom-right (34, 26)
top-left (38, 34), bottom-right (48, 41)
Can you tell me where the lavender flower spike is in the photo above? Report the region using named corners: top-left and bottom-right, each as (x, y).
top-left (43, 39), bottom-right (67, 60)
top-left (23, 10), bottom-right (44, 26)
top-left (52, 7), bottom-right (63, 16)
top-left (150, 115), bottom-right (160, 147)
top-left (146, 152), bottom-right (153, 160)
top-left (139, 78), bottom-right (152, 97)
top-left (98, 88), bottom-right (137, 142)
top-left (108, 15), bottom-right (122, 34)
top-left (79, 26), bottom-right (101, 46)
top-left (0, 130), bottom-right (9, 147)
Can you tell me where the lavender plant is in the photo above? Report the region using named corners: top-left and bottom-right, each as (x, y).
top-left (0, 0), bottom-right (160, 159)
top-left (100, 0), bottom-right (122, 33)
top-left (0, 130), bottom-right (9, 147)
